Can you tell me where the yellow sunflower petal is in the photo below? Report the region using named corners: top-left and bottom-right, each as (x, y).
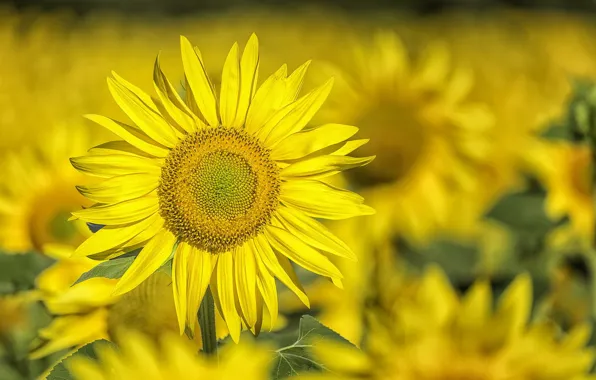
top-left (281, 180), bottom-right (375, 220)
top-left (250, 292), bottom-right (264, 336)
top-left (232, 34), bottom-right (259, 127)
top-left (458, 280), bottom-right (492, 329)
top-left (217, 251), bottom-right (242, 342)
top-left (180, 36), bottom-right (219, 126)
top-left (45, 278), bottom-right (118, 315)
top-left (186, 246), bottom-right (214, 335)
top-left (153, 55), bottom-right (202, 134)
top-left (88, 141), bottom-right (155, 158)
top-left (113, 229), bottom-right (176, 296)
top-left (29, 309), bottom-right (108, 360)
top-left (496, 273), bottom-right (532, 339)
top-left (172, 242), bottom-right (189, 335)
top-left (107, 76), bottom-right (178, 147)
top-left (251, 241), bottom-right (278, 330)
top-left (71, 195), bottom-right (159, 226)
top-left (75, 173), bottom-right (158, 204)
top-left (281, 155), bottom-right (375, 180)
top-left (252, 235), bottom-right (309, 307)
top-left (219, 42), bottom-right (241, 127)
top-left (275, 206), bottom-right (356, 261)
top-left (271, 124), bottom-right (358, 160)
top-left (310, 340), bottom-right (371, 374)
top-left (245, 65), bottom-right (287, 135)
top-left (70, 154), bottom-right (162, 178)
top-left (67, 358), bottom-right (105, 380)
top-left (260, 78), bottom-right (334, 146)
top-left (73, 213), bottom-right (162, 257)
top-left (84, 115), bottom-right (169, 157)
top-left (111, 71), bottom-right (155, 109)
top-left (88, 216), bottom-right (165, 260)
top-left (265, 225), bottom-right (343, 280)
top-left (331, 139), bottom-right (369, 156)
top-left (234, 243), bottom-right (258, 327)
top-left (282, 60), bottom-right (311, 105)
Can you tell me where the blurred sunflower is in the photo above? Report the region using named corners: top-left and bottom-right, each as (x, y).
top-left (531, 142), bottom-right (594, 244)
top-left (302, 266), bottom-right (595, 380)
top-left (29, 245), bottom-right (203, 359)
top-left (71, 34), bottom-right (374, 341)
top-left (510, 11), bottom-right (596, 80)
top-left (0, 125), bottom-right (94, 253)
top-left (418, 12), bottom-right (575, 235)
top-left (31, 245), bottom-right (285, 359)
top-left (68, 329), bottom-right (272, 380)
top-left (312, 31), bottom-right (493, 243)
top-left (0, 292), bottom-right (39, 336)
top-left (0, 9), bottom-right (174, 151)
top-left (278, 216), bottom-right (394, 346)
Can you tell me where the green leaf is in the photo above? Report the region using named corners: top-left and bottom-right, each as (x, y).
top-left (485, 192), bottom-right (557, 233)
top-left (157, 259), bottom-right (173, 276)
top-left (0, 252), bottom-right (55, 294)
top-left (540, 122), bottom-right (573, 141)
top-left (47, 340), bottom-right (115, 380)
top-left (270, 315), bottom-right (354, 379)
top-left (73, 255), bottom-right (135, 285)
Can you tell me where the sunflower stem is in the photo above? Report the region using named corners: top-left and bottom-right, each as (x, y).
top-left (198, 287), bottom-right (218, 356)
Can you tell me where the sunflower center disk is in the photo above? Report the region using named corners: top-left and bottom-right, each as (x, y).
top-left (352, 100), bottom-right (427, 186)
top-left (158, 126), bottom-right (280, 254)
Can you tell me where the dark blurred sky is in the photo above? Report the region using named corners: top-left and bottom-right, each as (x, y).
top-left (3, 0), bottom-right (596, 16)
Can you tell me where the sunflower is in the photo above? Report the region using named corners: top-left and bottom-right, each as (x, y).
top-left (414, 12), bottom-right (576, 237)
top-left (68, 329), bottom-right (272, 380)
top-left (0, 291), bottom-right (39, 336)
top-left (278, 216), bottom-right (392, 346)
top-left (31, 244), bottom-right (284, 359)
top-left (301, 266), bottom-right (596, 380)
top-left (530, 142), bottom-right (594, 244)
top-left (29, 245), bottom-right (199, 359)
top-left (311, 31), bottom-right (493, 243)
top-left (71, 34), bottom-right (373, 342)
top-left (0, 125), bottom-right (94, 253)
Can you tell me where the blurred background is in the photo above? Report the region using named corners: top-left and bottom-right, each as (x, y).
top-left (0, 0), bottom-right (595, 378)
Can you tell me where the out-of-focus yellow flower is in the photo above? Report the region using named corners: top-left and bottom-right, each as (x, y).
top-left (68, 329), bottom-right (272, 380)
top-left (0, 8), bottom-right (173, 151)
top-left (511, 11), bottom-right (596, 80)
top-left (302, 266), bottom-right (596, 380)
top-left (313, 31), bottom-right (494, 244)
top-left (31, 245), bottom-right (283, 359)
top-left (29, 245), bottom-right (201, 359)
top-left (279, 215), bottom-right (398, 346)
top-left (531, 142), bottom-right (594, 244)
top-left (417, 11), bottom-right (577, 236)
top-left (0, 7), bottom-right (360, 152)
top-left (0, 125), bottom-right (94, 253)
top-left (0, 291), bottom-right (39, 335)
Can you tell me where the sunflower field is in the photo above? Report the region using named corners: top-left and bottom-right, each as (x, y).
top-left (0, 1), bottom-right (595, 379)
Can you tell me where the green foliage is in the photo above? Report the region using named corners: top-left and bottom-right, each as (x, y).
top-left (47, 340), bottom-right (115, 380)
top-left (0, 301), bottom-right (63, 380)
top-left (269, 315), bottom-right (354, 379)
top-left (486, 191), bottom-right (559, 233)
top-left (0, 252), bottom-right (54, 294)
top-left (73, 256), bottom-right (135, 285)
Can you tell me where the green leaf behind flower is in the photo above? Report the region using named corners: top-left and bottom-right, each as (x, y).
top-left (47, 340), bottom-right (115, 380)
top-left (270, 315), bottom-right (354, 379)
top-left (73, 256), bottom-right (135, 285)
top-left (0, 252), bottom-right (54, 294)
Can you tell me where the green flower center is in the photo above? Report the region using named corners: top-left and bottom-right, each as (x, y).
top-left (193, 151), bottom-right (257, 220)
top-left (158, 126), bottom-right (280, 254)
